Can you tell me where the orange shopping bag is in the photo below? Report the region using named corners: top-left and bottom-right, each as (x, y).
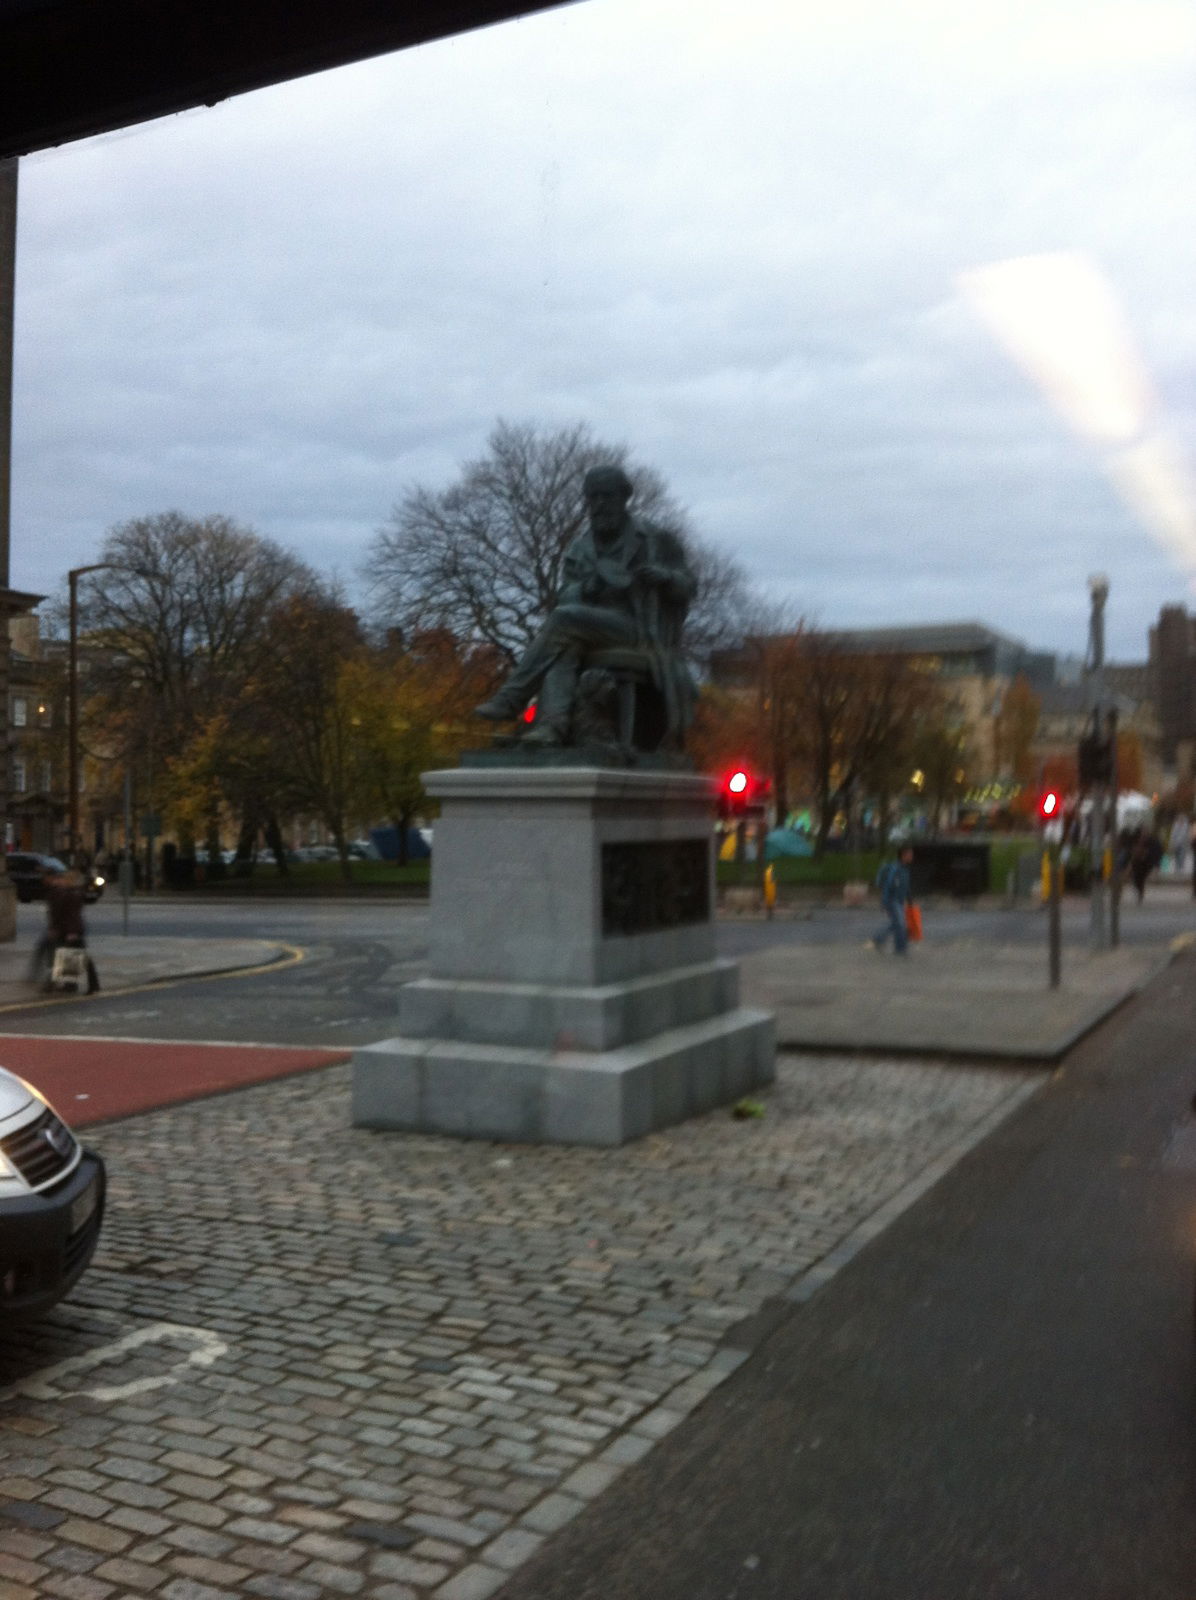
top-left (904, 902), bottom-right (923, 942)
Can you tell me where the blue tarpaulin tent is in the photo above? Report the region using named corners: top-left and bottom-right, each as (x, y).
top-left (370, 826), bottom-right (431, 861)
top-left (765, 828), bottom-right (814, 860)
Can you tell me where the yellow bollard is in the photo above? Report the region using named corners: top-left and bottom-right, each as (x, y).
top-left (763, 863), bottom-right (777, 916)
top-left (1041, 850), bottom-right (1051, 902)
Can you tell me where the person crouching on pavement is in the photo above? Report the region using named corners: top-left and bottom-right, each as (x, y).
top-left (30, 864), bottom-right (99, 993)
top-left (873, 845), bottom-right (914, 955)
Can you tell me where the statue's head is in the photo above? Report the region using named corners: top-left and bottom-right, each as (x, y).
top-left (584, 465), bottom-right (633, 537)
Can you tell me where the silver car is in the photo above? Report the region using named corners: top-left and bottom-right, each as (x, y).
top-left (0, 1066), bottom-right (105, 1322)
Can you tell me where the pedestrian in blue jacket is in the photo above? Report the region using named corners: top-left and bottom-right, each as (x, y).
top-left (872, 845), bottom-right (914, 955)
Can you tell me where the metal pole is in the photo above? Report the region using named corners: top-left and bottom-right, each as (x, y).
top-left (1108, 709), bottom-right (1120, 949)
top-left (0, 159), bottom-right (14, 589)
top-left (68, 567), bottom-right (79, 863)
top-left (67, 561), bottom-right (117, 867)
top-left (1089, 777), bottom-right (1108, 950)
top-left (145, 719), bottom-right (154, 893)
top-left (121, 765), bottom-right (131, 934)
top-left (1086, 575), bottom-right (1110, 952)
top-left (0, 159), bottom-right (16, 929)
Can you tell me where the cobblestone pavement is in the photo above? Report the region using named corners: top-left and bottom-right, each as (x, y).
top-left (0, 1055), bottom-right (1042, 1600)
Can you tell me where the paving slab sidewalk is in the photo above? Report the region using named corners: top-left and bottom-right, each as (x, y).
top-left (739, 934), bottom-right (1182, 1059)
top-left (0, 1053), bottom-right (1044, 1600)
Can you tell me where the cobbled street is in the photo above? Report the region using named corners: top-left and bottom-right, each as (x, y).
top-left (0, 1055), bottom-right (1040, 1600)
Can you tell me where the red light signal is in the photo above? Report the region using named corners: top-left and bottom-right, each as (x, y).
top-left (720, 768), bottom-right (770, 819)
top-left (1039, 790), bottom-right (1060, 820)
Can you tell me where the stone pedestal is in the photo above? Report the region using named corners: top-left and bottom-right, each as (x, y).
top-left (352, 767), bottom-right (774, 1146)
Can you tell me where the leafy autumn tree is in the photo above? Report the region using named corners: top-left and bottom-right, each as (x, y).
top-left (1041, 751), bottom-right (1079, 798)
top-left (853, 657), bottom-right (942, 845)
top-left (911, 714), bottom-right (974, 835)
top-left (343, 630), bottom-right (498, 865)
top-left (244, 591), bottom-right (365, 881)
top-left (707, 629), bottom-right (967, 848)
top-left (687, 682), bottom-right (768, 785)
top-left (994, 674), bottom-right (1041, 781)
top-left (769, 635), bottom-right (936, 852)
top-left (165, 704), bottom-right (306, 876)
top-left (1116, 727), bottom-right (1143, 792)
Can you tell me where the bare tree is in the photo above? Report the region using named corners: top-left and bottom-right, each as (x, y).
top-left (716, 625), bottom-right (944, 852)
top-left (73, 512), bottom-right (315, 859)
top-left (366, 419), bottom-right (751, 666)
top-left (79, 512), bottom-right (313, 748)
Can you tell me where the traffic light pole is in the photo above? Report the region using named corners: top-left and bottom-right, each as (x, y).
top-left (1108, 709), bottom-right (1120, 950)
top-left (1085, 576), bottom-right (1110, 954)
top-left (1048, 839), bottom-right (1061, 989)
top-left (1089, 782), bottom-right (1109, 952)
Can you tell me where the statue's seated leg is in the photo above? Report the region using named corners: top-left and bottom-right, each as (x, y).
top-left (474, 606), bottom-right (635, 729)
top-left (474, 688), bottom-right (527, 721)
top-left (521, 650), bottom-right (578, 744)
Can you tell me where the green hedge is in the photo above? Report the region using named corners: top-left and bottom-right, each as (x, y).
top-left (189, 858), bottom-right (431, 891)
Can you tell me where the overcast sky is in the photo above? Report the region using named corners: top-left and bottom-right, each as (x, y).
top-left (11, 0), bottom-right (1196, 660)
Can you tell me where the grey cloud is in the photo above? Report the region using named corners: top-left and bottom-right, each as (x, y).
top-left (10, 0), bottom-right (1196, 663)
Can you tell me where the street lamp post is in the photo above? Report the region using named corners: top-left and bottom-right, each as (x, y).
top-left (68, 562), bottom-right (114, 866)
top-left (1085, 574), bottom-right (1111, 953)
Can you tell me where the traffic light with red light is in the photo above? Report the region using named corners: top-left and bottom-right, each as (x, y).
top-left (1038, 789), bottom-right (1060, 822)
top-left (719, 768), bottom-right (771, 820)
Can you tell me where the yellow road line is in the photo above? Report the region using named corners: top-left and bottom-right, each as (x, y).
top-left (0, 943), bottom-right (307, 1013)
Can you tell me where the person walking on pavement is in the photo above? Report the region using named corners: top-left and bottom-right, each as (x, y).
top-left (30, 864), bottom-right (99, 992)
top-left (1128, 828), bottom-right (1162, 904)
top-left (1169, 813), bottom-right (1189, 876)
top-left (872, 844), bottom-right (914, 955)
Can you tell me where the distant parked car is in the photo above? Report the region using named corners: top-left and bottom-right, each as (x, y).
top-left (0, 1065), bottom-right (106, 1323)
top-left (6, 853), bottom-right (104, 904)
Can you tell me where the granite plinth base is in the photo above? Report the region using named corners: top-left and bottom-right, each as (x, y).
top-left (352, 1005), bottom-right (776, 1147)
top-left (351, 766), bottom-right (776, 1146)
top-left (398, 958), bottom-right (743, 1052)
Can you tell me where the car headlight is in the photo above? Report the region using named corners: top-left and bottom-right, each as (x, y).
top-left (93, 875), bottom-right (105, 887)
top-left (0, 1148), bottom-right (25, 1194)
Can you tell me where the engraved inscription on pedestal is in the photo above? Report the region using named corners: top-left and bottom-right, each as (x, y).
top-left (602, 837), bottom-right (709, 937)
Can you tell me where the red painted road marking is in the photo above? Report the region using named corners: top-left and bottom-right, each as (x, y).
top-left (0, 1037), bottom-right (351, 1127)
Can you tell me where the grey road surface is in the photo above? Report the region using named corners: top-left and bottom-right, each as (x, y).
top-left (4, 888), bottom-right (1195, 1044)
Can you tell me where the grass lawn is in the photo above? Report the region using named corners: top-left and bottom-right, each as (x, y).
top-left (182, 835), bottom-right (1045, 896)
top-left (719, 835), bottom-right (1043, 894)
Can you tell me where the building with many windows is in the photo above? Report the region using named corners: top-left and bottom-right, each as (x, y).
top-left (6, 611), bottom-right (64, 853)
top-left (1148, 605), bottom-right (1196, 772)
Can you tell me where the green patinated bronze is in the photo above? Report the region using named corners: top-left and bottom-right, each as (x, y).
top-left (472, 464), bottom-right (697, 765)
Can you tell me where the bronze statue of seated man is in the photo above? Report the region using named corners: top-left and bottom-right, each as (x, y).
top-left (475, 464), bottom-right (696, 749)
